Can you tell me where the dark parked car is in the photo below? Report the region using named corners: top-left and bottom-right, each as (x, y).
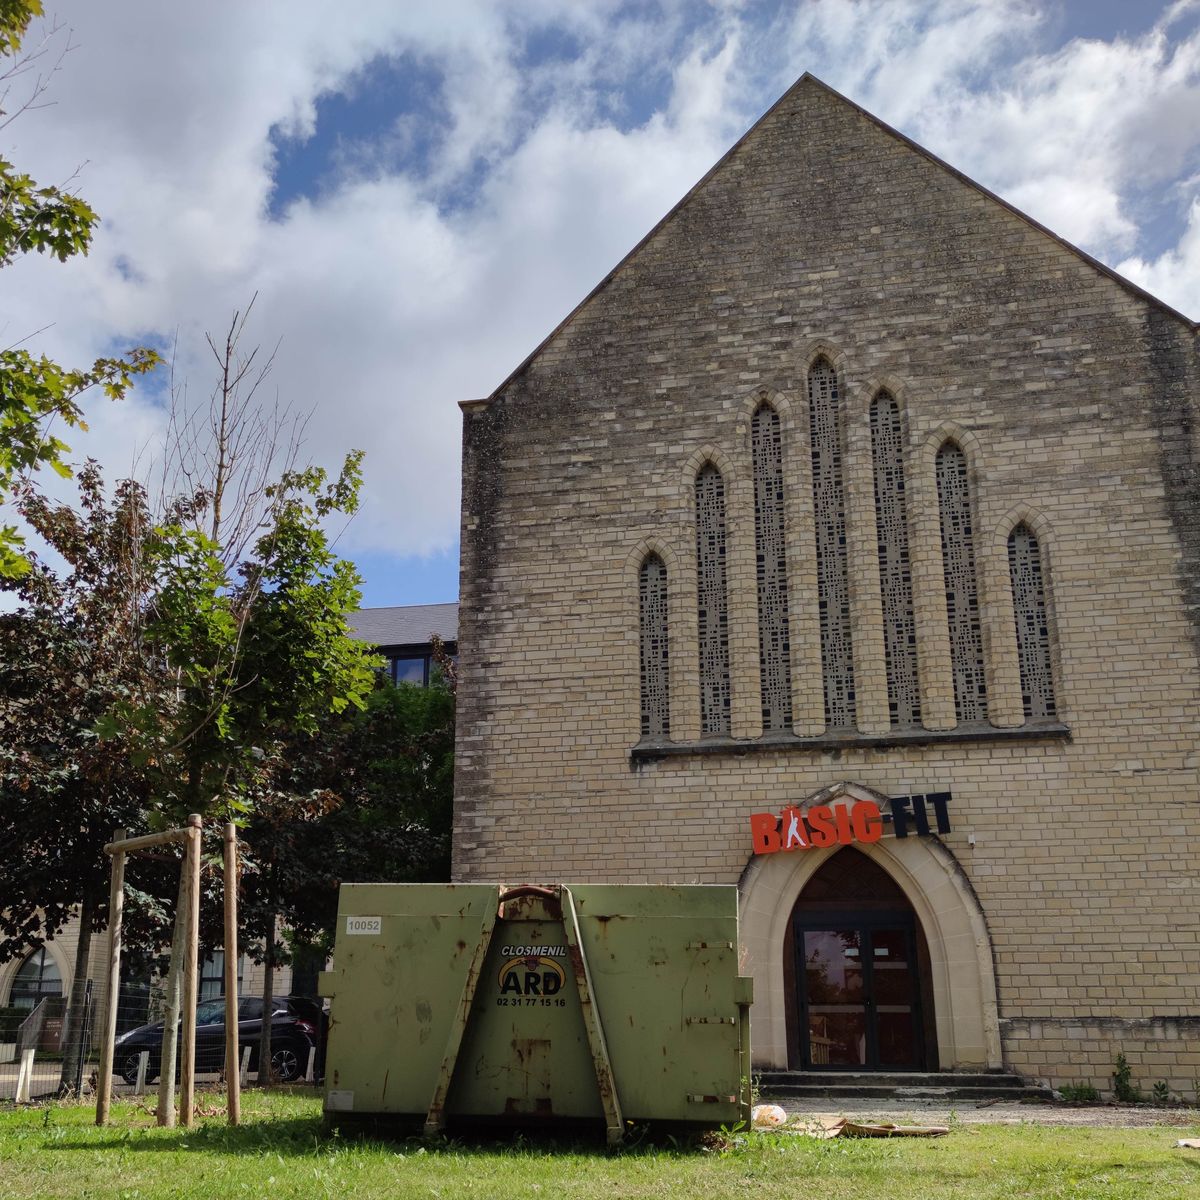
top-left (113, 995), bottom-right (324, 1084)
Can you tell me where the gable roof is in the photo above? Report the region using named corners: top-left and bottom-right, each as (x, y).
top-left (474, 72), bottom-right (1195, 406)
top-left (348, 602), bottom-right (459, 648)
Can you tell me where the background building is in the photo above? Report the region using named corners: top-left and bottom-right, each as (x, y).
top-left (453, 75), bottom-right (1200, 1095)
top-left (347, 603), bottom-right (458, 686)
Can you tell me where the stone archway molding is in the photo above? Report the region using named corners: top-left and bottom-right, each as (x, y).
top-left (739, 780), bottom-right (1002, 1071)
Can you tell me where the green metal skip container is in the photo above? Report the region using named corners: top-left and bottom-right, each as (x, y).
top-left (319, 883), bottom-right (753, 1143)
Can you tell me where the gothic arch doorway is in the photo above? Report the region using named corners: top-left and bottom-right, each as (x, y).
top-left (739, 785), bottom-right (1003, 1072)
top-left (785, 848), bottom-right (937, 1070)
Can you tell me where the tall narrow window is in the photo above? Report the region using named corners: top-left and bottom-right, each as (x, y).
top-left (808, 359), bottom-right (855, 728)
top-left (638, 554), bottom-right (670, 738)
top-left (752, 404), bottom-right (792, 731)
top-left (936, 442), bottom-right (987, 721)
top-left (695, 464), bottom-right (731, 735)
top-left (1008, 524), bottom-right (1056, 720)
top-left (870, 392), bottom-right (920, 727)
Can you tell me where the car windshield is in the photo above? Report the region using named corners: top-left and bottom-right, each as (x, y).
top-left (195, 999), bottom-right (226, 1025)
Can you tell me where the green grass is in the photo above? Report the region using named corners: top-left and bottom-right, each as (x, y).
top-left (0, 1091), bottom-right (1197, 1199)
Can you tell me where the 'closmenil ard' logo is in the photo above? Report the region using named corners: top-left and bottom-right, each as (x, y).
top-left (497, 947), bottom-right (567, 996)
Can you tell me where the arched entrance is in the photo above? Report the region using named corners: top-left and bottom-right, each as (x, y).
top-left (739, 781), bottom-right (1003, 1072)
top-left (785, 849), bottom-right (937, 1070)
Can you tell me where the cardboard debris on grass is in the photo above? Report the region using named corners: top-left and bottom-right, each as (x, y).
top-left (751, 1107), bottom-right (948, 1138)
top-left (798, 1117), bottom-right (950, 1139)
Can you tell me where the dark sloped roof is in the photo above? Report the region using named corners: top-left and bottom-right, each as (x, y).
top-left (348, 602), bottom-right (459, 648)
top-left (477, 73), bottom-right (1195, 404)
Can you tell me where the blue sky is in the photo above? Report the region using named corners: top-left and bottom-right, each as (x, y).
top-left (6, 1), bottom-right (1200, 609)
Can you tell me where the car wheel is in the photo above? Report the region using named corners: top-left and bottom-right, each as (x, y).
top-left (270, 1045), bottom-right (302, 1083)
top-left (120, 1050), bottom-right (151, 1086)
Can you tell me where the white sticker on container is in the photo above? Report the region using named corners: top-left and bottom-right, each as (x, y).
top-left (326, 1090), bottom-right (354, 1111)
top-left (345, 915), bottom-right (382, 935)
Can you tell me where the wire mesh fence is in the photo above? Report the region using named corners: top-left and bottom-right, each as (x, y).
top-left (0, 983), bottom-right (326, 1102)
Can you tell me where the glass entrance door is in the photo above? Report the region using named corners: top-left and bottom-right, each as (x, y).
top-left (796, 916), bottom-right (922, 1070)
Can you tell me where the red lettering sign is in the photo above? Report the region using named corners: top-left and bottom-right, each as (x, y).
top-left (749, 801), bottom-right (885, 856)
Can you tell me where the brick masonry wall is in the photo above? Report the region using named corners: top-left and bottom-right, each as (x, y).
top-left (453, 77), bottom-right (1200, 1086)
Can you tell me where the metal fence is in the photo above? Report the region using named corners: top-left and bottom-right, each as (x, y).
top-left (1, 984), bottom-right (325, 1102)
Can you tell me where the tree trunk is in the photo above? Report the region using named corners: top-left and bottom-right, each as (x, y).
top-left (257, 914), bottom-right (276, 1086)
top-left (58, 890), bottom-right (96, 1096)
top-left (156, 870), bottom-right (189, 1126)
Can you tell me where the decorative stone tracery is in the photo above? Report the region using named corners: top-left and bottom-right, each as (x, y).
top-left (936, 443), bottom-right (987, 722)
top-left (808, 360), bottom-right (856, 728)
top-left (695, 464), bottom-right (731, 736)
top-left (870, 392), bottom-right (920, 727)
top-left (751, 403), bottom-right (792, 731)
top-left (1007, 524), bottom-right (1056, 720)
top-left (638, 554), bottom-right (670, 738)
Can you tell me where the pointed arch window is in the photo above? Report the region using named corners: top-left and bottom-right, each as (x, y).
top-left (751, 403), bottom-right (792, 731)
top-left (695, 464), bottom-right (731, 736)
top-left (808, 359), bottom-right (855, 728)
top-left (1007, 524), bottom-right (1056, 720)
top-left (638, 553), bottom-right (670, 738)
top-left (936, 442), bottom-right (987, 722)
top-left (870, 392), bottom-right (920, 727)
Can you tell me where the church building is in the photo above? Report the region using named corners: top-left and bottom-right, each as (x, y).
top-left (452, 75), bottom-right (1200, 1095)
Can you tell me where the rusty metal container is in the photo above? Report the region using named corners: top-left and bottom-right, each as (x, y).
top-left (319, 883), bottom-right (752, 1142)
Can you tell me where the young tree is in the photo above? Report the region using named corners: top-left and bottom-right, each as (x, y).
top-left (101, 450), bottom-right (380, 1081)
top-left (0, 1), bottom-right (158, 576)
top-left (0, 465), bottom-right (168, 1093)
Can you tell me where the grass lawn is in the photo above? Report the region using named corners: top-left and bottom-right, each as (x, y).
top-left (0, 1091), bottom-right (1197, 1200)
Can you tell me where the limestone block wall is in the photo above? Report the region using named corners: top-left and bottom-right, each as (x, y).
top-left (453, 77), bottom-right (1200, 1090)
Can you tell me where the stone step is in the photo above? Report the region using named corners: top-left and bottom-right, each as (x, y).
top-left (756, 1070), bottom-right (1027, 1090)
top-left (755, 1071), bottom-right (1055, 1104)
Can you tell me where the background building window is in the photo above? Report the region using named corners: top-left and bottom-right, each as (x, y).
top-left (870, 392), bottom-right (920, 727)
top-left (752, 403), bottom-right (792, 732)
top-left (199, 951), bottom-right (244, 1001)
top-left (638, 554), bottom-right (670, 738)
top-left (390, 655), bottom-right (428, 685)
top-left (808, 359), bottom-right (856, 729)
top-left (695, 464), bottom-right (731, 736)
top-left (1008, 523), bottom-right (1056, 720)
top-left (936, 442), bottom-right (987, 722)
top-left (10, 948), bottom-right (62, 1010)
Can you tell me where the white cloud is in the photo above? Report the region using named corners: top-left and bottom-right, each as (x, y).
top-left (1118, 196), bottom-right (1200, 315)
top-left (3, 0), bottom-right (1198, 575)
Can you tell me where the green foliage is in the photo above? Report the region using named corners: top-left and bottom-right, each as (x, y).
top-left (0, 0), bottom-right (40, 55)
top-left (0, 1), bottom-right (160, 576)
top-left (0, 465), bottom-right (164, 962)
top-left (96, 452), bottom-right (379, 822)
top-left (228, 671), bottom-right (456, 959)
top-left (1151, 1080), bottom-right (1170, 1105)
top-left (1057, 1083), bottom-right (1100, 1103)
top-left (1112, 1053), bottom-right (1142, 1103)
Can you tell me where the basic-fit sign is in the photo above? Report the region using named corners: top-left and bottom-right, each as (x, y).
top-left (751, 792), bottom-right (952, 856)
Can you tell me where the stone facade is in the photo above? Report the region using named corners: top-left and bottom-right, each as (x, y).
top-left (453, 76), bottom-right (1200, 1098)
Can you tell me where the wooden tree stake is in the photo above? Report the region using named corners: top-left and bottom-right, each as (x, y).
top-left (95, 828), bottom-right (127, 1126)
top-left (179, 814), bottom-right (202, 1127)
top-left (223, 821), bottom-right (241, 1126)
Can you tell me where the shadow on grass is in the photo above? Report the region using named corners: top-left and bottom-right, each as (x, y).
top-left (47, 1117), bottom-right (726, 1159)
top-left (50, 1117), bottom-right (331, 1157)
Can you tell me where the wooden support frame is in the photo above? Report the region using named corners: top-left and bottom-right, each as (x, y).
top-left (178, 814), bottom-right (202, 1126)
top-left (223, 822), bottom-right (241, 1126)
top-left (96, 814), bottom-right (241, 1130)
